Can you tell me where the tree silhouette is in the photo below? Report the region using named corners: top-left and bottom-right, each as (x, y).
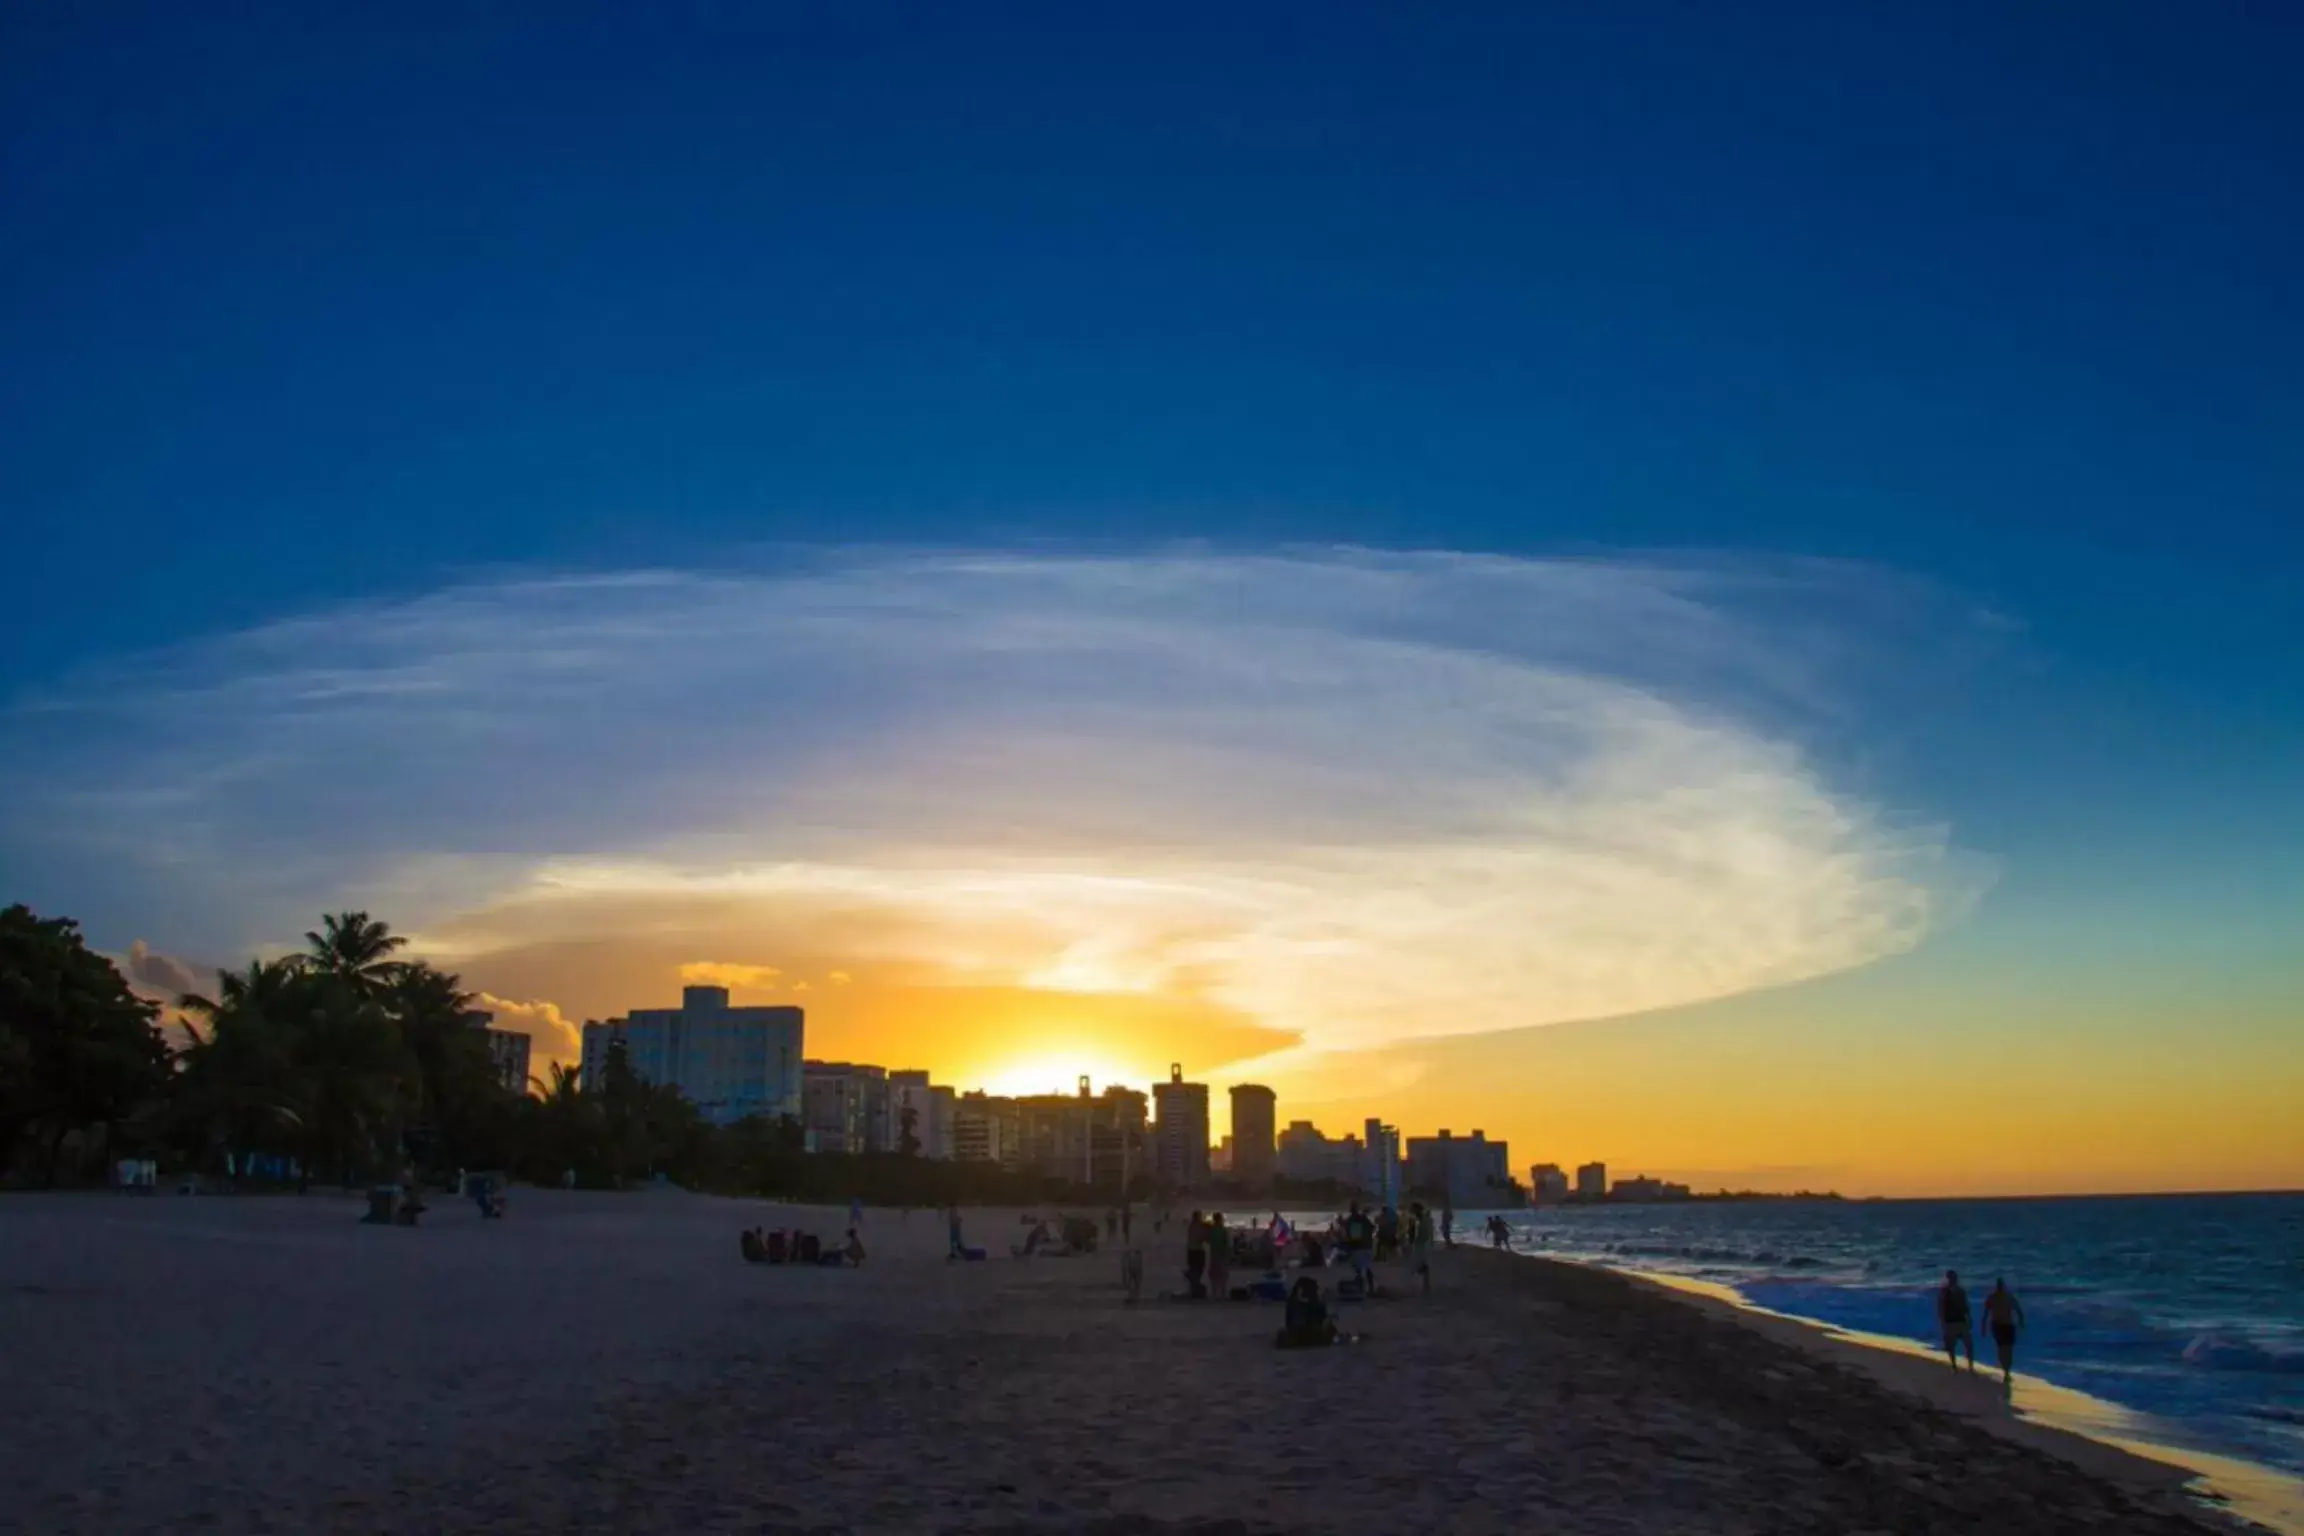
top-left (0, 904), bottom-right (171, 1182)
top-left (299, 911), bottom-right (407, 996)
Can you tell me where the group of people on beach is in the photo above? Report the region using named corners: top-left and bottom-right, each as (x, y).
top-left (1935, 1270), bottom-right (2027, 1388)
top-left (740, 1224), bottom-right (866, 1267)
top-left (1175, 1200), bottom-right (1447, 1311)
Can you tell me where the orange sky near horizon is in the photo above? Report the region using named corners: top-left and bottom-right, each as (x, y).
top-left (449, 931), bottom-right (2304, 1201)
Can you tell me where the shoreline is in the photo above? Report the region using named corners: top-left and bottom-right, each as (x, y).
top-left (1533, 1252), bottom-right (2304, 1536)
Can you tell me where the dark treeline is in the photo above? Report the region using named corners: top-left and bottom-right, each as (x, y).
top-left (2, 903), bottom-right (1264, 1208)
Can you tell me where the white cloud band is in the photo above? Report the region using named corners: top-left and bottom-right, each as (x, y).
top-left (0, 549), bottom-right (1987, 1050)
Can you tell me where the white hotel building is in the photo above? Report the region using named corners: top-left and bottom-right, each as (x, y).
top-left (579, 985), bottom-right (803, 1127)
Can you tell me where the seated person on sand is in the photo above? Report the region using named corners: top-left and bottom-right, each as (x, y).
top-left (1276, 1276), bottom-right (1339, 1348)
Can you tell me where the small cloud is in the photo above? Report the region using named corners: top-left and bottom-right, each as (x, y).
top-left (828, 970), bottom-right (851, 985)
top-left (791, 980), bottom-right (810, 992)
top-left (121, 940), bottom-right (204, 1000)
top-left (678, 960), bottom-right (781, 989)
top-left (472, 992), bottom-right (582, 1075)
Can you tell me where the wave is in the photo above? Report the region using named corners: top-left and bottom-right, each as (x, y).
top-left (1591, 1239), bottom-right (1834, 1271)
top-left (2182, 1332), bottom-right (2304, 1375)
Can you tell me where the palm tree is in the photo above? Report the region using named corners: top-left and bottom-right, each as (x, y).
top-left (177, 955), bottom-right (303, 1032)
top-left (299, 911), bottom-right (406, 997)
top-left (384, 961), bottom-right (501, 1167)
top-left (522, 1061), bottom-right (599, 1185)
top-left (173, 954), bottom-right (404, 1186)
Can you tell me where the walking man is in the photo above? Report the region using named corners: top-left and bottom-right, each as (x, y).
top-left (1982, 1277), bottom-right (2027, 1389)
top-left (1937, 1269), bottom-right (1976, 1373)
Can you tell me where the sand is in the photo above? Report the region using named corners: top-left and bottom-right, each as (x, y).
top-left (0, 1189), bottom-right (2273, 1534)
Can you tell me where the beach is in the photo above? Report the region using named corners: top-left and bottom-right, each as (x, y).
top-left (0, 1190), bottom-right (2270, 1534)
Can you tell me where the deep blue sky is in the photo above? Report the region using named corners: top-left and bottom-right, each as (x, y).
top-left (5, 3), bottom-right (2301, 909)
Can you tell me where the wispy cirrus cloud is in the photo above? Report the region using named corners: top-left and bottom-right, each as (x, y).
top-left (0, 548), bottom-right (1991, 1055)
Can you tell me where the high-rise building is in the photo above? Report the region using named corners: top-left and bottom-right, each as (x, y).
top-left (888, 1069), bottom-right (954, 1159)
top-left (1228, 1083), bottom-right (1277, 1191)
top-left (802, 1061), bottom-right (889, 1153)
top-left (1089, 1084), bottom-right (1149, 1188)
top-left (1362, 1118), bottom-right (1404, 1207)
top-left (470, 1010), bottom-right (534, 1095)
top-left (578, 986), bottom-right (803, 1127)
top-left (1276, 1120), bottom-right (1364, 1187)
top-left (1575, 1161), bottom-right (1607, 1200)
top-left (1152, 1063), bottom-right (1211, 1187)
top-left (954, 1092), bottom-right (1022, 1166)
top-left (1529, 1163), bottom-right (1570, 1204)
top-left (1404, 1128), bottom-right (1511, 1208)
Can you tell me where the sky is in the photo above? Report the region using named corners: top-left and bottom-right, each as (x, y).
top-left (3, 4), bottom-right (2299, 1197)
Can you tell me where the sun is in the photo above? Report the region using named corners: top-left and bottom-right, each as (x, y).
top-left (975, 1051), bottom-right (1147, 1098)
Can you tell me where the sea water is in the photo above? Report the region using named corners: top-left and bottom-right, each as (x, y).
top-left (1486, 1192), bottom-right (2304, 1482)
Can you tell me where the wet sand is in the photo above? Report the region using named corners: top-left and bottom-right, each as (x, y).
top-left (0, 1189), bottom-right (2266, 1534)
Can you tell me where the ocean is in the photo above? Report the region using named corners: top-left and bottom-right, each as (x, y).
top-left (1485, 1192), bottom-right (2304, 1488)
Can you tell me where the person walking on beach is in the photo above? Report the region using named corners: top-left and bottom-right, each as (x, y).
top-left (946, 1204), bottom-right (966, 1261)
top-left (1982, 1278), bottom-right (2026, 1389)
top-left (1440, 1201), bottom-right (1455, 1248)
top-left (849, 1195), bottom-right (864, 1231)
top-left (1407, 1201), bottom-right (1434, 1294)
top-left (1185, 1210), bottom-right (1209, 1298)
top-left (1207, 1211), bottom-right (1232, 1299)
top-left (1936, 1270), bottom-right (1975, 1373)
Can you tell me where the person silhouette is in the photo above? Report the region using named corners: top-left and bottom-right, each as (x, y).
top-left (1936, 1269), bottom-right (1975, 1373)
top-left (1981, 1277), bottom-right (2026, 1389)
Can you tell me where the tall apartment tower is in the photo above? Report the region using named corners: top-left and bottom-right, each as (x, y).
top-left (1152, 1063), bottom-right (1211, 1188)
top-left (1228, 1083), bottom-right (1277, 1191)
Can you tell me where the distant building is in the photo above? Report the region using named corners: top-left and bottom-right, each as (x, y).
top-left (802, 1061), bottom-right (889, 1154)
top-left (1529, 1163), bottom-right (1570, 1204)
top-left (1014, 1087), bottom-right (1093, 1182)
top-left (1213, 1134), bottom-right (1233, 1175)
top-left (1610, 1174), bottom-right (1693, 1203)
top-left (1362, 1118), bottom-right (1404, 1207)
top-left (1276, 1120), bottom-right (1363, 1187)
top-left (1228, 1084), bottom-right (1277, 1191)
top-left (1404, 1128), bottom-right (1512, 1209)
top-left (888, 1070), bottom-right (954, 1159)
top-left (1575, 1161), bottom-right (1607, 1200)
top-left (470, 1011), bottom-right (533, 1095)
top-left (1152, 1064), bottom-right (1211, 1187)
top-left (578, 986), bottom-right (803, 1127)
top-left (953, 1092), bottom-right (1021, 1167)
top-left (1090, 1084), bottom-right (1149, 1188)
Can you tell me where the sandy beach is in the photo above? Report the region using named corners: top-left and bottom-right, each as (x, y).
top-left (0, 1189), bottom-right (2270, 1534)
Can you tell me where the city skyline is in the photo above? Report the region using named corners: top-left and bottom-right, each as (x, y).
top-left (6, 8), bottom-right (2301, 1201)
